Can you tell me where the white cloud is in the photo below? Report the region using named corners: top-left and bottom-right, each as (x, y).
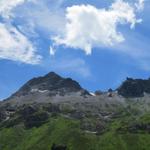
top-left (49, 46), bottom-right (56, 55)
top-left (53, 0), bottom-right (144, 54)
top-left (135, 0), bottom-right (145, 11)
top-left (0, 0), bottom-right (42, 64)
top-left (0, 0), bottom-right (38, 18)
top-left (0, 23), bottom-right (41, 64)
top-left (0, 0), bottom-right (27, 18)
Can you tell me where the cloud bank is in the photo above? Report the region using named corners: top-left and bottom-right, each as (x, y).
top-left (53, 0), bottom-right (144, 54)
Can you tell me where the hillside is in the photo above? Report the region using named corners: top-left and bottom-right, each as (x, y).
top-left (0, 72), bottom-right (150, 150)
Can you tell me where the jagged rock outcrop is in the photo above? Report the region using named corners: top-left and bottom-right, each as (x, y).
top-left (12, 72), bottom-right (87, 97)
top-left (118, 77), bottom-right (150, 97)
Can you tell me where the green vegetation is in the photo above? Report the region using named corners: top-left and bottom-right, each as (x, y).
top-left (0, 114), bottom-right (150, 150)
top-left (0, 101), bottom-right (150, 150)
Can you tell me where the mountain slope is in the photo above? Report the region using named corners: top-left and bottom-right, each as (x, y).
top-left (0, 72), bottom-right (150, 150)
top-left (1, 72), bottom-right (89, 106)
top-left (0, 114), bottom-right (150, 150)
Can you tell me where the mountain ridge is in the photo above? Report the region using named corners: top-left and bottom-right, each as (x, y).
top-left (1, 72), bottom-right (150, 106)
top-left (0, 72), bottom-right (150, 150)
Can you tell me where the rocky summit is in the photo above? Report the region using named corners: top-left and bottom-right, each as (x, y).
top-left (12, 72), bottom-right (86, 97)
top-left (118, 77), bottom-right (150, 97)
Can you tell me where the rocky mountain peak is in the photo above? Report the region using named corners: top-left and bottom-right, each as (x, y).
top-left (44, 72), bottom-right (62, 80)
top-left (118, 77), bottom-right (150, 97)
top-left (11, 72), bottom-right (87, 97)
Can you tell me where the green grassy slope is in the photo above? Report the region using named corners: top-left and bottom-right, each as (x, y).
top-left (0, 116), bottom-right (150, 150)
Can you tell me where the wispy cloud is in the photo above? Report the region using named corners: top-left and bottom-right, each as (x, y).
top-left (14, 0), bottom-right (66, 34)
top-left (0, 0), bottom-right (31, 18)
top-left (0, 0), bottom-right (42, 64)
top-left (135, 0), bottom-right (145, 11)
top-left (47, 57), bottom-right (91, 78)
top-left (0, 23), bottom-right (41, 64)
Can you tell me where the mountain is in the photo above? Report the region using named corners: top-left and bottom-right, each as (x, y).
top-left (12, 72), bottom-right (85, 97)
top-left (1, 72), bottom-right (89, 106)
top-left (0, 72), bottom-right (150, 150)
top-left (118, 77), bottom-right (150, 97)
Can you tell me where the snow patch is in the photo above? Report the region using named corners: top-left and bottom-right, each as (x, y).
top-left (31, 89), bottom-right (48, 93)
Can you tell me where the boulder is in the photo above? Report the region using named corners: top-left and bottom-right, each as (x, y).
top-left (51, 144), bottom-right (67, 150)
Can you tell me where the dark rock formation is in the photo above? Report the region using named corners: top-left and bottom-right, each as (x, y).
top-left (108, 88), bottom-right (113, 93)
top-left (0, 110), bottom-right (6, 122)
top-left (11, 72), bottom-right (88, 97)
top-left (95, 90), bottom-right (103, 96)
top-left (24, 111), bottom-right (49, 128)
top-left (96, 122), bottom-right (106, 135)
top-left (19, 105), bottom-right (37, 119)
top-left (118, 77), bottom-right (150, 97)
top-left (128, 123), bottom-right (150, 133)
top-left (70, 111), bottom-right (85, 119)
top-left (43, 103), bottom-right (60, 113)
top-left (51, 144), bottom-right (67, 150)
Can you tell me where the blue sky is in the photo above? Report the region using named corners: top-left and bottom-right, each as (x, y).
top-left (0, 0), bottom-right (150, 100)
